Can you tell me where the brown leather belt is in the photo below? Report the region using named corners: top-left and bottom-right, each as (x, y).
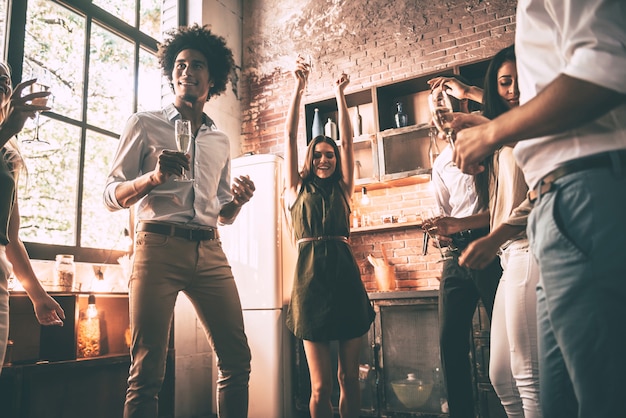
top-left (137, 222), bottom-right (219, 241)
top-left (296, 236), bottom-right (349, 245)
top-left (528, 150), bottom-right (626, 203)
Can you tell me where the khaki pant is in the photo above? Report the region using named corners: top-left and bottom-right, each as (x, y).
top-left (124, 230), bottom-right (251, 418)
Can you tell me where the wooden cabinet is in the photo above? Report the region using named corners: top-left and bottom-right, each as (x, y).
top-left (304, 59), bottom-right (490, 188)
top-left (6, 292), bottom-right (130, 364)
top-left (1, 292), bottom-right (176, 418)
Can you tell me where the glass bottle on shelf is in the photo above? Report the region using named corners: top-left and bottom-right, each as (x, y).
top-left (324, 117), bottom-right (337, 140)
top-left (352, 209), bottom-right (359, 229)
top-left (353, 105), bottom-right (362, 136)
top-left (429, 127), bottom-right (442, 167)
top-left (53, 254), bottom-right (75, 292)
top-left (312, 108), bottom-right (323, 139)
top-left (394, 101), bottom-right (408, 128)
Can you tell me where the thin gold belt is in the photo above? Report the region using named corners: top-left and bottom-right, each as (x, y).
top-left (296, 236), bottom-right (349, 245)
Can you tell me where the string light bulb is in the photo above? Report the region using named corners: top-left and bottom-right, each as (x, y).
top-left (86, 294), bottom-right (98, 319)
top-left (360, 186), bottom-right (370, 206)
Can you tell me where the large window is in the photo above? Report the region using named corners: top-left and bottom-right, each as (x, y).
top-left (6, 0), bottom-right (166, 262)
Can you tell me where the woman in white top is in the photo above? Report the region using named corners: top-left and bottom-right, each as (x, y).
top-left (433, 45), bottom-right (542, 417)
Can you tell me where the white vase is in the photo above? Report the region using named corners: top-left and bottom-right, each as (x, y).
top-left (324, 118), bottom-right (337, 140)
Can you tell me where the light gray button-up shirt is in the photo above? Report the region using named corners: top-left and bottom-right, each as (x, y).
top-left (103, 104), bottom-right (233, 228)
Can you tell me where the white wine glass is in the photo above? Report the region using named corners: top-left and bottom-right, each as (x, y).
top-left (296, 53), bottom-right (313, 94)
top-left (420, 207), bottom-right (453, 262)
top-left (174, 119), bottom-right (193, 182)
top-left (23, 77), bottom-right (52, 145)
top-left (428, 89), bottom-right (455, 150)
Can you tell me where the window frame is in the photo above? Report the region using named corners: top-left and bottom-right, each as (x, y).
top-left (5, 0), bottom-right (184, 263)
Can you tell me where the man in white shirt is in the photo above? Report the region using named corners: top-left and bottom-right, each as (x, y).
top-left (103, 25), bottom-right (254, 418)
top-left (427, 84), bottom-right (503, 418)
top-left (452, 1), bottom-right (626, 416)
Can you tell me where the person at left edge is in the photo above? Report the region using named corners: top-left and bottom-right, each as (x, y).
top-left (0, 61), bottom-right (65, 374)
top-left (103, 24), bottom-right (254, 418)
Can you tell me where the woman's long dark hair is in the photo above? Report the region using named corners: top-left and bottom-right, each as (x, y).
top-left (300, 135), bottom-right (343, 183)
top-left (475, 44), bottom-right (516, 210)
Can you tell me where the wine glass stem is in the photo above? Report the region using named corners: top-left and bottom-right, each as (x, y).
top-left (34, 112), bottom-right (41, 141)
top-left (446, 133), bottom-right (454, 150)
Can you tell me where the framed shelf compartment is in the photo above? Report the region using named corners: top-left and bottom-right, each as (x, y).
top-left (375, 70), bottom-right (455, 131)
top-left (377, 123), bottom-right (432, 182)
top-left (354, 133), bottom-right (380, 186)
top-left (304, 88), bottom-right (375, 144)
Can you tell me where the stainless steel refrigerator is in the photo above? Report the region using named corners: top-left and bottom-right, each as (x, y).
top-left (218, 153), bottom-right (297, 418)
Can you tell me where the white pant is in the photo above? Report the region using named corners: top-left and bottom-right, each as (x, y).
top-left (0, 246), bottom-right (12, 373)
top-left (489, 239), bottom-right (542, 417)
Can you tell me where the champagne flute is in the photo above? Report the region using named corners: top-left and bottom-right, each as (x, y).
top-left (174, 119), bottom-right (193, 182)
top-left (297, 54), bottom-right (312, 94)
top-left (420, 207), bottom-right (453, 262)
top-left (428, 89), bottom-right (455, 150)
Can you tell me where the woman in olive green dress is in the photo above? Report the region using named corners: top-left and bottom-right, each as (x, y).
top-left (284, 56), bottom-right (375, 418)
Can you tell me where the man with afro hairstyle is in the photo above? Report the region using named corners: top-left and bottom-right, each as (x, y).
top-left (104, 24), bottom-right (255, 418)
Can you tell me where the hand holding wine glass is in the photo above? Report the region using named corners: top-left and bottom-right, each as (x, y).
top-left (174, 119), bottom-right (193, 182)
top-left (22, 78), bottom-right (53, 144)
top-left (420, 207), bottom-right (453, 262)
top-left (295, 54), bottom-right (312, 94)
top-left (429, 88), bottom-right (455, 150)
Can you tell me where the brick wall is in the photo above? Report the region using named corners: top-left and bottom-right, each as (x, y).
top-left (241, 0), bottom-right (517, 291)
top-left (349, 182), bottom-right (445, 293)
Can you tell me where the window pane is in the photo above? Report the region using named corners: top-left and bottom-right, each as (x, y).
top-left (18, 119), bottom-right (80, 246)
top-left (93, 0), bottom-right (136, 27)
top-left (140, 0), bottom-right (162, 40)
top-left (82, 130), bottom-right (130, 251)
top-left (24, 0), bottom-right (86, 121)
top-left (138, 48), bottom-right (162, 112)
top-left (0, 0), bottom-right (7, 60)
top-left (87, 24), bottom-right (134, 133)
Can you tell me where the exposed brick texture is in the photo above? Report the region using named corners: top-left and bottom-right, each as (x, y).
top-left (241, 0), bottom-right (517, 291)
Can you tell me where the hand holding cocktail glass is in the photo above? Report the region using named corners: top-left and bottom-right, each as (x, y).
top-left (174, 119), bottom-right (193, 182)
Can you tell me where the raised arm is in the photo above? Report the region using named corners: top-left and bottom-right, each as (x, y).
top-left (284, 56), bottom-right (309, 205)
top-left (335, 73), bottom-right (354, 197)
top-left (428, 76), bottom-right (484, 104)
top-left (0, 79), bottom-right (50, 148)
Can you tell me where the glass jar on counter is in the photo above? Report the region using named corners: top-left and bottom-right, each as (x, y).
top-left (53, 254), bottom-right (75, 292)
